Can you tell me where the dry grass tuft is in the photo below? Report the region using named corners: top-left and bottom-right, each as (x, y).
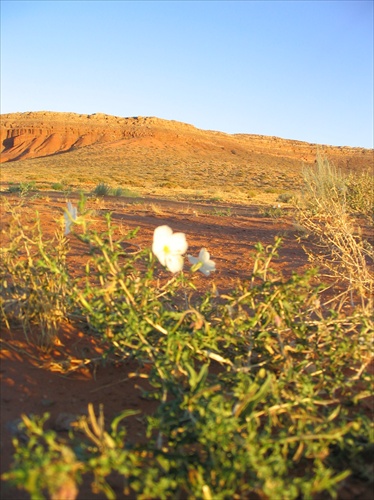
top-left (296, 155), bottom-right (373, 308)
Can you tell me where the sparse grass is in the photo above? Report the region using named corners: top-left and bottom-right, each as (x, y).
top-left (210, 206), bottom-right (232, 217)
top-left (120, 187), bottom-right (140, 198)
top-left (259, 204), bottom-right (284, 219)
top-left (345, 169), bottom-right (374, 219)
top-left (263, 187), bottom-right (279, 194)
top-left (246, 189), bottom-right (258, 199)
top-left (0, 134), bottom-right (314, 204)
top-left (147, 202), bottom-right (166, 215)
top-left (209, 195), bottom-right (224, 202)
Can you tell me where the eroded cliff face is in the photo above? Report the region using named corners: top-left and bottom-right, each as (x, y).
top-left (0, 112), bottom-right (177, 162)
top-left (1, 111), bottom-right (372, 171)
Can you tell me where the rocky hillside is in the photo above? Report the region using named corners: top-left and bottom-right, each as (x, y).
top-left (1, 111), bottom-right (372, 171)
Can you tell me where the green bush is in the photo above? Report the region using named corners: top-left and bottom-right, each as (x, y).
top-left (1, 203), bottom-right (71, 346)
top-left (51, 182), bottom-right (65, 191)
top-left (7, 181), bottom-right (36, 195)
top-left (1, 196), bottom-right (373, 500)
top-left (92, 184), bottom-right (140, 197)
top-left (93, 183), bottom-right (111, 196)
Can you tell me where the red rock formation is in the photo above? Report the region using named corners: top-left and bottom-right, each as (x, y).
top-left (1, 111), bottom-right (372, 171)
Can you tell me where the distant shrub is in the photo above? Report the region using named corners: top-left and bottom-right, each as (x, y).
top-left (111, 187), bottom-right (124, 197)
top-left (92, 183), bottom-right (111, 197)
top-left (247, 190), bottom-right (257, 199)
top-left (121, 188), bottom-right (140, 198)
top-left (92, 184), bottom-right (140, 198)
top-left (7, 183), bottom-right (21, 193)
top-left (277, 193), bottom-right (294, 203)
top-left (51, 182), bottom-right (65, 191)
top-left (7, 182), bottom-right (36, 195)
top-left (260, 204), bottom-right (284, 218)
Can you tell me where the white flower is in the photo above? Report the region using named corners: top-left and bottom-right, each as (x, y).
top-left (188, 248), bottom-right (216, 276)
top-left (64, 201), bottom-right (78, 235)
top-left (152, 225), bottom-right (188, 273)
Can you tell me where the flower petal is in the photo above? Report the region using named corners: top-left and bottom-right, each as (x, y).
top-left (203, 261), bottom-right (216, 271)
top-left (187, 255), bottom-right (199, 266)
top-left (166, 254), bottom-right (184, 273)
top-left (64, 213), bottom-right (72, 235)
top-left (199, 248), bottom-right (210, 263)
top-left (67, 202), bottom-right (78, 220)
top-left (200, 267), bottom-right (211, 276)
top-left (152, 225), bottom-right (173, 259)
top-left (169, 232), bottom-right (188, 255)
top-left (153, 225), bottom-right (173, 248)
top-left (71, 206), bottom-right (78, 220)
top-left (153, 248), bottom-right (167, 266)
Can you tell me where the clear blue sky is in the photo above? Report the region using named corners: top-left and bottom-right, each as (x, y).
top-left (1, 0), bottom-right (373, 148)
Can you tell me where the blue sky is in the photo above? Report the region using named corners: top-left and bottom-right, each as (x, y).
top-left (1, 0), bottom-right (373, 148)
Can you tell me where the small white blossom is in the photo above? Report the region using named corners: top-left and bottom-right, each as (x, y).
top-left (64, 201), bottom-right (78, 235)
top-left (188, 248), bottom-right (216, 276)
top-left (152, 225), bottom-right (188, 273)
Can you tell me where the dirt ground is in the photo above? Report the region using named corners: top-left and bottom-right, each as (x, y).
top-left (0, 191), bottom-right (372, 500)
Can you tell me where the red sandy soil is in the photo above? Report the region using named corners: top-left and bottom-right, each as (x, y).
top-left (0, 192), bottom-right (372, 500)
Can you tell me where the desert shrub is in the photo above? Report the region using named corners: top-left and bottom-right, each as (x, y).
top-left (260, 204), bottom-right (284, 218)
top-left (246, 189), bottom-right (257, 198)
top-left (7, 183), bottom-right (21, 193)
top-left (0, 202), bottom-right (72, 347)
top-left (111, 187), bottom-right (124, 196)
top-left (296, 155), bottom-right (374, 306)
top-left (93, 183), bottom-right (111, 197)
top-left (301, 155), bottom-right (346, 209)
top-left (92, 184), bottom-right (140, 198)
top-left (51, 182), bottom-right (65, 191)
top-left (345, 170), bottom-right (374, 219)
top-left (120, 187), bottom-right (140, 198)
top-left (277, 192), bottom-right (294, 203)
top-left (7, 181), bottom-right (36, 195)
top-left (1, 198), bottom-right (373, 500)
